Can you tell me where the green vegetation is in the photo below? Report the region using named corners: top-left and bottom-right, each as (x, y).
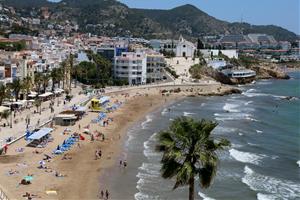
top-left (0, 84), bottom-right (10, 105)
top-left (156, 117), bottom-right (230, 200)
top-left (74, 53), bottom-right (112, 87)
top-left (0, 40), bottom-right (26, 51)
top-left (189, 64), bottom-right (204, 79)
top-left (165, 67), bottom-right (179, 79)
top-left (0, 110), bottom-right (11, 126)
top-left (2, 0), bottom-right (297, 41)
top-left (10, 24), bottom-right (39, 36)
top-left (160, 49), bottom-right (175, 58)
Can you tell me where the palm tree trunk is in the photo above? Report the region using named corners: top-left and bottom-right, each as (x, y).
top-left (189, 177), bottom-right (195, 200)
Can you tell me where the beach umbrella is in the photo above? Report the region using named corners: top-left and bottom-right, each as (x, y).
top-left (23, 176), bottom-right (33, 182)
top-left (25, 129), bottom-right (31, 140)
top-left (83, 129), bottom-right (90, 134)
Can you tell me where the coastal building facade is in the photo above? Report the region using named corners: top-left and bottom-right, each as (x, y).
top-left (114, 52), bottom-right (147, 85)
top-left (146, 53), bottom-right (166, 83)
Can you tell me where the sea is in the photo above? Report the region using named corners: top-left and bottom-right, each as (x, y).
top-left (102, 71), bottom-right (300, 200)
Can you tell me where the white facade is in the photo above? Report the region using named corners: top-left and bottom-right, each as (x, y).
top-left (176, 36), bottom-right (196, 57)
top-left (200, 49), bottom-right (239, 59)
top-left (114, 52), bottom-right (147, 85)
top-left (146, 53), bottom-right (166, 83)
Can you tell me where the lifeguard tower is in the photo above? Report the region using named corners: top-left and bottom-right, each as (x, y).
top-left (90, 96), bottom-right (110, 112)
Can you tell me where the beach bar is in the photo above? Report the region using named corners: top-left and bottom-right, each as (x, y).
top-left (27, 128), bottom-right (53, 147)
top-left (54, 114), bottom-right (77, 126)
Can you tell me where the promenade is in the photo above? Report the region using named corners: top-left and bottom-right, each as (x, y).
top-left (0, 86), bottom-right (89, 147)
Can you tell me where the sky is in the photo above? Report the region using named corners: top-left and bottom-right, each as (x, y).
top-left (119, 0), bottom-right (300, 34)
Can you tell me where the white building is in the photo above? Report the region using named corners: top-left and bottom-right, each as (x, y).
top-left (176, 36), bottom-right (196, 57)
top-left (114, 52), bottom-right (147, 85)
top-left (200, 49), bottom-right (239, 59)
top-left (146, 52), bottom-right (166, 83)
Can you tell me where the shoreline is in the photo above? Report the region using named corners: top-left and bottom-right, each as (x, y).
top-left (0, 84), bottom-right (239, 200)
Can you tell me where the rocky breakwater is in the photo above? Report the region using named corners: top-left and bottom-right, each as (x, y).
top-left (250, 63), bottom-right (290, 80)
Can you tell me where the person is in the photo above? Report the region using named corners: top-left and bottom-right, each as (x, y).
top-left (78, 124), bottom-right (81, 130)
top-left (123, 160), bottom-right (127, 168)
top-left (95, 150), bottom-right (99, 160)
top-left (98, 150), bottom-right (102, 158)
top-left (55, 171), bottom-right (66, 177)
top-left (100, 190), bottom-right (104, 198)
top-left (38, 160), bottom-right (46, 169)
top-left (3, 144), bottom-right (8, 154)
top-left (91, 134), bottom-right (95, 142)
top-left (119, 160), bottom-right (122, 167)
top-left (105, 190), bottom-right (109, 199)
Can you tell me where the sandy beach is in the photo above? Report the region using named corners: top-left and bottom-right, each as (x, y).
top-left (0, 84), bottom-right (237, 200)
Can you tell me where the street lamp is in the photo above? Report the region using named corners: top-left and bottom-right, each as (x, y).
top-left (10, 102), bottom-right (12, 128)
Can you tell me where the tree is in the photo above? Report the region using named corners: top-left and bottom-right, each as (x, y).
top-left (0, 84), bottom-right (10, 105)
top-left (197, 38), bottom-right (204, 49)
top-left (50, 68), bottom-right (58, 91)
top-left (156, 117), bottom-right (230, 200)
top-left (42, 74), bottom-right (50, 93)
top-left (0, 110), bottom-right (10, 126)
top-left (68, 54), bottom-right (74, 91)
top-left (34, 99), bottom-right (42, 114)
top-left (9, 78), bottom-right (23, 102)
top-left (23, 76), bottom-right (32, 99)
top-left (34, 72), bottom-right (43, 94)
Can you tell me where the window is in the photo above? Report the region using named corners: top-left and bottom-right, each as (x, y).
top-left (137, 54), bottom-right (140, 57)
top-left (183, 45), bottom-right (186, 48)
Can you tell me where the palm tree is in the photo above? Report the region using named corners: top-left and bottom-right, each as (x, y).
top-left (61, 61), bottom-right (67, 90)
top-left (23, 76), bottom-right (32, 99)
top-left (42, 73), bottom-right (50, 93)
top-left (34, 72), bottom-right (43, 94)
top-left (51, 67), bottom-right (64, 89)
top-left (68, 53), bottom-right (74, 91)
top-left (9, 78), bottom-right (23, 101)
top-left (0, 110), bottom-right (10, 127)
top-left (34, 99), bottom-right (42, 114)
top-left (156, 117), bottom-right (230, 200)
top-left (0, 84), bottom-right (10, 105)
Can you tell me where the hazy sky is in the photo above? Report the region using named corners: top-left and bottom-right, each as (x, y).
top-left (119, 0), bottom-right (300, 34)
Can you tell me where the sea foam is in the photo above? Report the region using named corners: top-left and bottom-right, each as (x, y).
top-left (198, 192), bottom-right (216, 200)
top-left (183, 112), bottom-right (195, 116)
top-left (229, 149), bottom-right (266, 165)
top-left (242, 166), bottom-right (300, 199)
top-left (141, 115), bottom-right (153, 129)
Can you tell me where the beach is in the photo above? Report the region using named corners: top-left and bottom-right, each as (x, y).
top-left (0, 83), bottom-right (236, 200)
top-left (101, 71), bottom-right (300, 200)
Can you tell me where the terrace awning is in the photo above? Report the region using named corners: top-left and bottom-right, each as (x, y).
top-left (0, 106), bottom-right (10, 113)
top-left (38, 92), bottom-right (53, 98)
top-left (99, 96), bottom-right (110, 104)
top-left (75, 106), bottom-right (86, 112)
top-left (28, 128), bottom-right (53, 140)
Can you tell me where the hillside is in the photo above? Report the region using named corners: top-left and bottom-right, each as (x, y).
top-left (1, 0), bottom-right (298, 41)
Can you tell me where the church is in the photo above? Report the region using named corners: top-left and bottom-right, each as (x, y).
top-left (175, 35), bottom-right (196, 57)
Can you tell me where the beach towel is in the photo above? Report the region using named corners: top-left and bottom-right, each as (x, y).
top-left (79, 135), bottom-right (85, 140)
top-left (46, 190), bottom-right (57, 195)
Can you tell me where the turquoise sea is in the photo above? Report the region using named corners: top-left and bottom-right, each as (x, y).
top-left (102, 71), bottom-right (300, 200)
